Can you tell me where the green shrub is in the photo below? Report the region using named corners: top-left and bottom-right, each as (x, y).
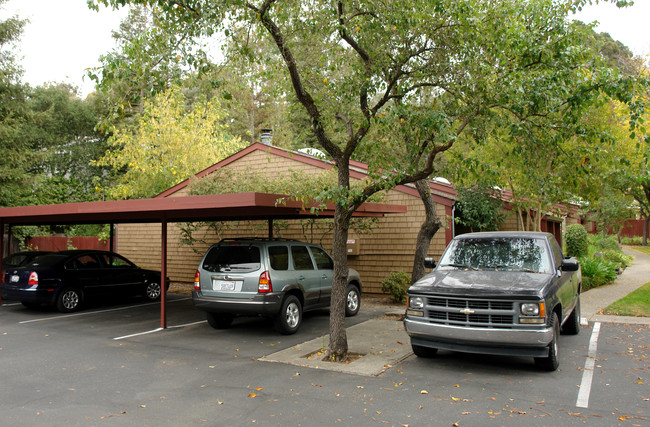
top-left (565, 224), bottom-right (588, 257)
top-left (588, 233), bottom-right (621, 252)
top-left (381, 271), bottom-right (412, 303)
top-left (579, 256), bottom-right (618, 290)
top-left (602, 249), bottom-right (633, 269)
top-left (621, 236), bottom-right (643, 245)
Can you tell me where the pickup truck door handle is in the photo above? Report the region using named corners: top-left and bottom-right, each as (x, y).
top-left (298, 275), bottom-right (305, 281)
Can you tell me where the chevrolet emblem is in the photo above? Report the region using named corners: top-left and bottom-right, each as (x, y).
top-left (460, 308), bottom-right (475, 315)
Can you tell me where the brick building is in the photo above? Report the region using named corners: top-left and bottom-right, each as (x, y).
top-left (115, 143), bottom-right (580, 294)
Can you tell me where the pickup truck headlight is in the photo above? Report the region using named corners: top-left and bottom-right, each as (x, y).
top-left (519, 302), bottom-right (546, 324)
top-left (409, 296), bottom-right (424, 309)
top-left (520, 303), bottom-right (540, 316)
top-left (406, 296), bottom-right (425, 317)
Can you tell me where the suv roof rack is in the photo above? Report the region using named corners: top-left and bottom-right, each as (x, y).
top-left (218, 237), bottom-right (302, 243)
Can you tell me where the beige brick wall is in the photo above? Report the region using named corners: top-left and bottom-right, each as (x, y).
top-left (116, 149), bottom-right (450, 294)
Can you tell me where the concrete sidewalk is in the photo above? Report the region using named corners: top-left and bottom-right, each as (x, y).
top-left (581, 245), bottom-right (650, 325)
top-left (260, 314), bottom-right (411, 377)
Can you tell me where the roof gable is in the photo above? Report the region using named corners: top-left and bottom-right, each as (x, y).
top-left (156, 143), bottom-right (457, 206)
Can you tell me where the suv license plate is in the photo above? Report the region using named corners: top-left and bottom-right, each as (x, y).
top-left (213, 280), bottom-right (236, 291)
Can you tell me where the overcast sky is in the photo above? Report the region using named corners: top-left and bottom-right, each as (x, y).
top-left (1, 0), bottom-right (649, 98)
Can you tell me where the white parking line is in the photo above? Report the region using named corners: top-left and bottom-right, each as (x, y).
top-left (17, 297), bottom-right (191, 324)
top-left (113, 320), bottom-right (205, 340)
top-left (1, 302), bottom-right (21, 307)
top-left (576, 321), bottom-right (601, 408)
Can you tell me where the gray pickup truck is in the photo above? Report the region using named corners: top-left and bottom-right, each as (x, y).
top-left (404, 231), bottom-right (581, 371)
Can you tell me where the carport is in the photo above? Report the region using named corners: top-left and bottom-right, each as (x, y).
top-left (0, 192), bottom-right (406, 327)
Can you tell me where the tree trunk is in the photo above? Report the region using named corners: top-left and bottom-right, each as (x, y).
top-left (250, 89), bottom-right (255, 145)
top-left (326, 205), bottom-right (352, 361)
top-left (411, 179), bottom-right (442, 283)
top-left (326, 159), bottom-right (354, 361)
top-left (644, 215), bottom-right (649, 246)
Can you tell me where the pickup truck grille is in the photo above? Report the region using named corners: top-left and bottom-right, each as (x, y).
top-left (425, 296), bottom-right (515, 328)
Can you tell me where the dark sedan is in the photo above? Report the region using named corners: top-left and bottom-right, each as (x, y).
top-left (1, 250), bottom-right (166, 312)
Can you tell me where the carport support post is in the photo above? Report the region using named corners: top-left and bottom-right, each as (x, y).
top-left (161, 217), bottom-right (168, 329)
top-left (0, 220), bottom-right (3, 305)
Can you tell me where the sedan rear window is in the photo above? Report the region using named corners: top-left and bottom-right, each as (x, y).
top-left (202, 245), bottom-right (261, 273)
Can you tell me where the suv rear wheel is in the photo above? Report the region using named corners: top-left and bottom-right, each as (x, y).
top-left (275, 295), bottom-right (302, 335)
top-left (206, 312), bottom-right (234, 329)
top-left (345, 284), bottom-right (360, 316)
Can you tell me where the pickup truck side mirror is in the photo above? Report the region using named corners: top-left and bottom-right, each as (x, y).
top-left (561, 257), bottom-right (580, 272)
top-left (424, 257), bottom-right (436, 269)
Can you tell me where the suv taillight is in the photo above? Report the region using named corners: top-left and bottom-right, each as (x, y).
top-left (194, 270), bottom-right (200, 290)
top-left (258, 271), bottom-right (272, 293)
top-left (28, 272), bottom-right (39, 286)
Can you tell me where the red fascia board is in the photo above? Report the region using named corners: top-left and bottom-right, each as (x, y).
top-left (0, 192), bottom-right (406, 226)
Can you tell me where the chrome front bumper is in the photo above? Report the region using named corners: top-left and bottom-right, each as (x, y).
top-left (404, 317), bottom-right (553, 358)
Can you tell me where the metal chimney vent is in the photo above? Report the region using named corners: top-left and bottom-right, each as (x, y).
top-left (260, 128), bottom-right (273, 145)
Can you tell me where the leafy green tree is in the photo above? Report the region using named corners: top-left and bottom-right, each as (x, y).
top-left (588, 188), bottom-right (635, 240)
top-left (0, 1), bottom-right (30, 206)
top-left (454, 184), bottom-right (505, 233)
top-left (21, 83), bottom-right (108, 205)
top-left (91, 0), bottom-right (636, 360)
top-left (87, 5), bottom-right (207, 131)
top-left (95, 85), bottom-right (245, 199)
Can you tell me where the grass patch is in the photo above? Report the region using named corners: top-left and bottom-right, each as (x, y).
top-left (630, 246), bottom-right (650, 256)
top-left (602, 282), bottom-right (650, 317)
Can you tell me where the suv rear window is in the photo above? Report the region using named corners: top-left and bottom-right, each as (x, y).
top-left (202, 245), bottom-right (261, 273)
top-left (268, 245), bottom-right (289, 271)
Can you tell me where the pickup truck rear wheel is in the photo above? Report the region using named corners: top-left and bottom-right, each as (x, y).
top-left (561, 296), bottom-right (580, 335)
top-left (412, 343), bottom-right (438, 358)
top-left (535, 312), bottom-right (560, 371)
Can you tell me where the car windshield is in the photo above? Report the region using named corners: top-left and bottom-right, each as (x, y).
top-left (202, 245), bottom-right (261, 273)
top-left (438, 237), bottom-right (552, 274)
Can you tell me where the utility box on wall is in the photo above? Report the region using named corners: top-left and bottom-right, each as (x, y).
top-left (346, 238), bottom-right (360, 256)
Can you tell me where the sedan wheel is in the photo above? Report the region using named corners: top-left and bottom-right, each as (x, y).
top-left (56, 288), bottom-right (82, 313)
top-left (145, 282), bottom-right (162, 301)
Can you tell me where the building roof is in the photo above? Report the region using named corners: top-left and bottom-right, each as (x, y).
top-left (156, 143), bottom-right (458, 207)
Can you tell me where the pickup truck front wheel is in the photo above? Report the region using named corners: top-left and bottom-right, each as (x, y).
top-left (561, 296), bottom-right (580, 335)
top-left (535, 312), bottom-right (560, 371)
top-left (412, 343), bottom-right (438, 358)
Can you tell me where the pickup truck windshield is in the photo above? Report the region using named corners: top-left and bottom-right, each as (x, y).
top-left (438, 237), bottom-right (552, 274)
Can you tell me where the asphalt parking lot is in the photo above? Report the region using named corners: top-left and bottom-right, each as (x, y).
top-left (1, 295), bottom-right (647, 426)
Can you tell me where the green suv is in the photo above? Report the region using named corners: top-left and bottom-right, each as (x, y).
top-left (192, 238), bottom-right (362, 334)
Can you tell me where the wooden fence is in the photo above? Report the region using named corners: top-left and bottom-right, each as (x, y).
top-left (585, 219), bottom-right (645, 238)
top-left (26, 236), bottom-right (109, 252)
